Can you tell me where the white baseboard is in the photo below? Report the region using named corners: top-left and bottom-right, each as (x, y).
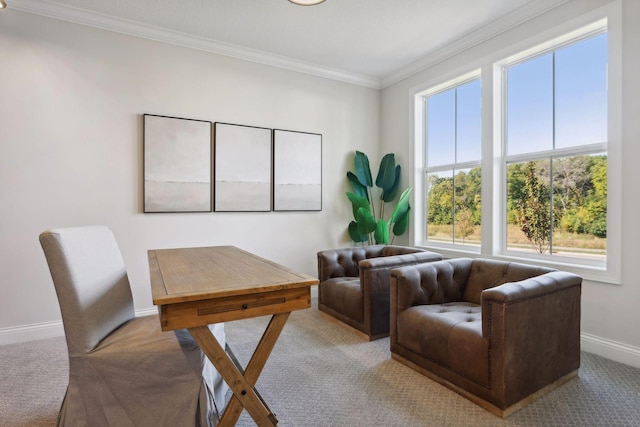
top-left (135, 307), bottom-right (159, 317)
top-left (580, 333), bottom-right (640, 369)
top-left (0, 307), bottom-right (159, 346)
top-left (0, 320), bottom-right (65, 345)
top-left (5, 302), bottom-right (636, 369)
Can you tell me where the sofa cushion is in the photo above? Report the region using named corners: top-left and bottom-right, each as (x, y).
top-left (396, 302), bottom-right (488, 386)
top-left (319, 277), bottom-right (363, 323)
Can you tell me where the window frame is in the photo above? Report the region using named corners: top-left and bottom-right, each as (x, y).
top-left (421, 72), bottom-right (482, 251)
top-left (411, 3), bottom-right (621, 284)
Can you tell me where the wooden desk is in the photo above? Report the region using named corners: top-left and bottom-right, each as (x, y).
top-left (148, 245), bottom-right (318, 427)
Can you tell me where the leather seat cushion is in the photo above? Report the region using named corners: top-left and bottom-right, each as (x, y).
top-left (320, 277), bottom-right (363, 324)
top-left (396, 302), bottom-right (489, 386)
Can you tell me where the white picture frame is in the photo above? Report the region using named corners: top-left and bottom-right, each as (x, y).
top-left (143, 114), bottom-right (212, 213)
top-left (273, 129), bottom-right (322, 211)
top-left (214, 123), bottom-right (272, 212)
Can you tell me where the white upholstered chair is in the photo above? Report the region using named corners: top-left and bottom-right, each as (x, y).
top-left (39, 226), bottom-right (228, 427)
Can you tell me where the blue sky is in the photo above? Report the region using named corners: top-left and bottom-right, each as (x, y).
top-left (427, 79), bottom-right (481, 167)
top-left (426, 32), bottom-right (607, 164)
top-left (507, 32), bottom-right (607, 155)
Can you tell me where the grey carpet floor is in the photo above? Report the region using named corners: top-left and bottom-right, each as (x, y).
top-left (2, 301), bottom-right (640, 426)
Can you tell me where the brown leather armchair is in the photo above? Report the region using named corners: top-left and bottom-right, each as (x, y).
top-left (390, 258), bottom-right (582, 417)
top-left (317, 245), bottom-right (442, 340)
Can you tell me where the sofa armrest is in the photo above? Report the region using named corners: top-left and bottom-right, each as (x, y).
top-left (390, 261), bottom-right (462, 345)
top-left (480, 271), bottom-right (582, 404)
top-left (355, 250), bottom-right (440, 338)
top-left (360, 251), bottom-right (443, 306)
top-left (359, 250), bottom-right (442, 271)
top-left (482, 271), bottom-right (582, 304)
top-left (481, 270), bottom-right (581, 337)
top-left (390, 264), bottom-right (430, 313)
top-left (379, 245), bottom-right (427, 257)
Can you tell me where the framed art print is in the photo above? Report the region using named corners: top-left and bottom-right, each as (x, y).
top-left (214, 123), bottom-right (272, 212)
top-left (143, 114), bottom-right (212, 212)
top-left (273, 129), bottom-right (322, 211)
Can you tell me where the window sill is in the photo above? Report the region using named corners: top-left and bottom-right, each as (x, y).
top-left (415, 244), bottom-right (620, 285)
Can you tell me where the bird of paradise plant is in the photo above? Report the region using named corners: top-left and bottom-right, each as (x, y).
top-left (346, 151), bottom-right (412, 245)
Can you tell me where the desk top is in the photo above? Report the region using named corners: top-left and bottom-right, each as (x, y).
top-left (149, 245), bottom-right (318, 306)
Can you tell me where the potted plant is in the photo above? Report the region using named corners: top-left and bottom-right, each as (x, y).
top-left (346, 151), bottom-right (412, 245)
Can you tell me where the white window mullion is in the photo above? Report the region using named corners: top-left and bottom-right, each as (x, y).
top-left (411, 2), bottom-right (620, 283)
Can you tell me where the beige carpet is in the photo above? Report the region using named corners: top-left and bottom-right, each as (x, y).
top-left (2, 300), bottom-right (640, 426)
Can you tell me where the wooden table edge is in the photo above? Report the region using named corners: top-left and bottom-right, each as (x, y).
top-left (148, 246), bottom-right (318, 306)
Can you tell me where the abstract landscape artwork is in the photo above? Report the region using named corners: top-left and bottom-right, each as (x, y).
top-left (214, 123), bottom-right (272, 212)
top-left (273, 129), bottom-right (322, 211)
top-left (143, 114), bottom-right (212, 212)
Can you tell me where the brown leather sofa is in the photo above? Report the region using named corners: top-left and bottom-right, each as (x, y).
top-left (317, 245), bottom-right (442, 340)
top-left (390, 258), bottom-right (582, 417)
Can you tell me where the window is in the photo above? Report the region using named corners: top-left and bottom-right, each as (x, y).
top-left (412, 13), bottom-right (620, 282)
top-left (503, 31), bottom-right (607, 264)
top-left (424, 77), bottom-right (481, 247)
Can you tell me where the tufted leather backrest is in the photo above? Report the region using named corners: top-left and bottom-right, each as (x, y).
top-left (416, 258), bottom-right (473, 305)
top-left (317, 246), bottom-right (381, 280)
top-left (317, 245), bottom-right (423, 282)
top-left (39, 226), bottom-right (135, 356)
top-left (396, 258), bottom-right (557, 307)
top-left (463, 259), bottom-right (555, 304)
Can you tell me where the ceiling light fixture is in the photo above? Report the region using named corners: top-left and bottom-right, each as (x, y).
top-left (288, 0), bottom-right (326, 5)
top-left (0, 0), bottom-right (7, 9)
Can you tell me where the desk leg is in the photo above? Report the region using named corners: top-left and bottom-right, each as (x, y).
top-left (222, 312), bottom-right (289, 425)
top-left (189, 312), bottom-right (290, 427)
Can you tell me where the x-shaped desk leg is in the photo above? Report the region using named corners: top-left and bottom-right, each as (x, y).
top-left (189, 312), bottom-right (290, 427)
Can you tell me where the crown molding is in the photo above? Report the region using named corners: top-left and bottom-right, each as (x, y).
top-left (380, 0), bottom-right (571, 88)
top-left (8, 0), bottom-right (382, 89)
top-left (7, 0), bottom-right (575, 90)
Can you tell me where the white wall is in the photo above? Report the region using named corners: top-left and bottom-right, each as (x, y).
top-left (4, 2), bottom-right (639, 369)
top-left (381, 0), bottom-right (640, 367)
top-left (0, 10), bottom-right (379, 340)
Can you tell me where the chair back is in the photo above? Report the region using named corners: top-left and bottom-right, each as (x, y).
top-left (40, 226), bottom-right (135, 355)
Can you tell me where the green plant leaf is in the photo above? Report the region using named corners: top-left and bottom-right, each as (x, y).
top-left (374, 219), bottom-right (390, 244)
top-left (356, 207), bottom-right (377, 234)
top-left (348, 221), bottom-right (368, 243)
top-left (375, 153), bottom-right (396, 191)
top-left (346, 192), bottom-right (371, 219)
top-left (389, 187), bottom-right (413, 224)
top-left (354, 151), bottom-right (373, 187)
top-left (345, 151), bottom-right (408, 245)
top-left (382, 165), bottom-right (402, 202)
top-left (392, 205), bottom-right (410, 236)
top-left (347, 171), bottom-right (369, 201)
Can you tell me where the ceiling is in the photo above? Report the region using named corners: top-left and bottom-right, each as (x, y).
top-left (8, 0), bottom-right (569, 88)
